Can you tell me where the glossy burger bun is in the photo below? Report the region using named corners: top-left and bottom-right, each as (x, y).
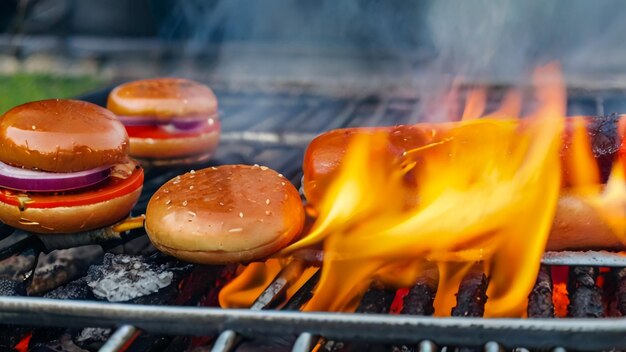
top-left (0, 187), bottom-right (142, 234)
top-left (0, 99), bottom-right (142, 234)
top-left (0, 99), bottom-right (129, 172)
top-left (107, 78), bottom-right (220, 162)
top-left (146, 165), bottom-right (305, 264)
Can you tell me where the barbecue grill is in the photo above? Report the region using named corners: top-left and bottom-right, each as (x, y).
top-left (0, 81), bottom-right (624, 352)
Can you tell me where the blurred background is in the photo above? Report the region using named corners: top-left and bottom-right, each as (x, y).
top-left (1, 0), bottom-right (626, 113)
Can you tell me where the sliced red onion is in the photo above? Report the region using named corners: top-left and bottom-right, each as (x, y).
top-left (0, 162), bottom-right (111, 192)
top-left (170, 119), bottom-right (205, 130)
top-left (116, 113), bottom-right (218, 128)
top-left (116, 115), bottom-right (167, 126)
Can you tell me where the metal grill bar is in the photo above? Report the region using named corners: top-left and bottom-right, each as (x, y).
top-left (99, 325), bottom-right (138, 352)
top-left (0, 297), bottom-right (625, 350)
top-left (291, 333), bottom-right (314, 352)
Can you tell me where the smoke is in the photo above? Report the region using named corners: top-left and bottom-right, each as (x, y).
top-left (424, 0), bottom-right (626, 83)
top-left (158, 0), bottom-right (626, 86)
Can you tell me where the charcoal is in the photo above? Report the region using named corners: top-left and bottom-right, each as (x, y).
top-left (527, 266), bottom-right (554, 318)
top-left (568, 266), bottom-right (604, 318)
top-left (28, 246), bottom-right (103, 296)
top-left (452, 273), bottom-right (488, 317)
top-left (401, 282), bottom-right (435, 316)
top-left (86, 253), bottom-right (190, 303)
top-left (615, 268), bottom-right (626, 316)
top-left (0, 252), bottom-right (37, 281)
top-left (44, 277), bottom-right (92, 300)
top-left (0, 278), bottom-right (25, 296)
top-left (588, 114), bottom-right (622, 182)
top-left (356, 282), bottom-right (397, 314)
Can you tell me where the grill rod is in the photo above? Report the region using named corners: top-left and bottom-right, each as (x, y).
top-left (1, 297), bottom-right (626, 349)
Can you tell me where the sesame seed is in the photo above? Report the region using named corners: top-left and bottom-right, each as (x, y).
top-left (165, 200), bottom-right (172, 205)
top-left (265, 199), bottom-right (270, 205)
top-left (182, 200), bottom-right (188, 206)
top-left (239, 212), bottom-right (244, 218)
top-left (228, 228), bottom-right (243, 233)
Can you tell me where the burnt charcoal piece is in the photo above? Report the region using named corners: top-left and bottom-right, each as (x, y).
top-left (587, 114), bottom-right (622, 182)
top-left (28, 245), bottom-right (103, 296)
top-left (402, 282), bottom-right (435, 316)
top-left (568, 266), bottom-right (604, 318)
top-left (614, 267), bottom-right (626, 316)
top-left (452, 273), bottom-right (488, 317)
top-left (356, 282), bottom-right (397, 314)
top-left (0, 278), bottom-right (25, 296)
top-left (44, 277), bottom-right (92, 300)
top-left (86, 253), bottom-right (191, 304)
top-left (527, 266), bottom-right (554, 318)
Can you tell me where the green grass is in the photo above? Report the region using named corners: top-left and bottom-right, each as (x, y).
top-left (0, 73), bottom-right (104, 114)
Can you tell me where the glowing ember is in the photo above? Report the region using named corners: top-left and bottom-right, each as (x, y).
top-left (14, 333), bottom-right (31, 352)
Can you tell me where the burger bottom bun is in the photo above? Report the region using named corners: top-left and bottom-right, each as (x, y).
top-left (0, 186), bottom-right (142, 234)
top-left (129, 130), bottom-right (219, 161)
top-left (150, 227), bottom-right (296, 265)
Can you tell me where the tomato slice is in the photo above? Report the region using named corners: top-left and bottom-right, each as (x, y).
top-left (125, 120), bottom-right (220, 139)
top-left (0, 168), bottom-right (144, 209)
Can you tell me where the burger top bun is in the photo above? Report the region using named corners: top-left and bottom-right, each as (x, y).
top-left (107, 78), bottom-right (218, 119)
top-left (145, 165), bottom-right (305, 264)
top-left (0, 99), bottom-right (129, 173)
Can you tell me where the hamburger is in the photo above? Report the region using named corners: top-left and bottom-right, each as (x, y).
top-left (107, 78), bottom-right (220, 165)
top-left (0, 99), bottom-right (144, 234)
top-left (145, 165), bottom-right (304, 264)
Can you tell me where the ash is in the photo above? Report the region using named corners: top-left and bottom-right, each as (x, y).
top-left (87, 253), bottom-right (177, 302)
top-left (0, 279), bottom-right (25, 296)
top-left (73, 327), bottom-right (111, 348)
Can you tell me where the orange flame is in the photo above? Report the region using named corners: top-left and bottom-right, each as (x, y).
top-left (219, 64), bottom-right (626, 317)
top-left (278, 64), bottom-right (565, 317)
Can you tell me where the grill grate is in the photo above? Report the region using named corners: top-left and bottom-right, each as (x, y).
top-left (0, 84), bottom-right (625, 351)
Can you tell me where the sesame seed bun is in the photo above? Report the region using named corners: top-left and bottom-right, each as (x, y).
top-left (145, 165), bottom-right (305, 264)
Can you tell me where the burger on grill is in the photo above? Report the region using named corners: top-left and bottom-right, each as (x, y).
top-left (145, 165), bottom-right (304, 264)
top-left (107, 78), bottom-right (220, 165)
top-left (0, 99), bottom-right (144, 234)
